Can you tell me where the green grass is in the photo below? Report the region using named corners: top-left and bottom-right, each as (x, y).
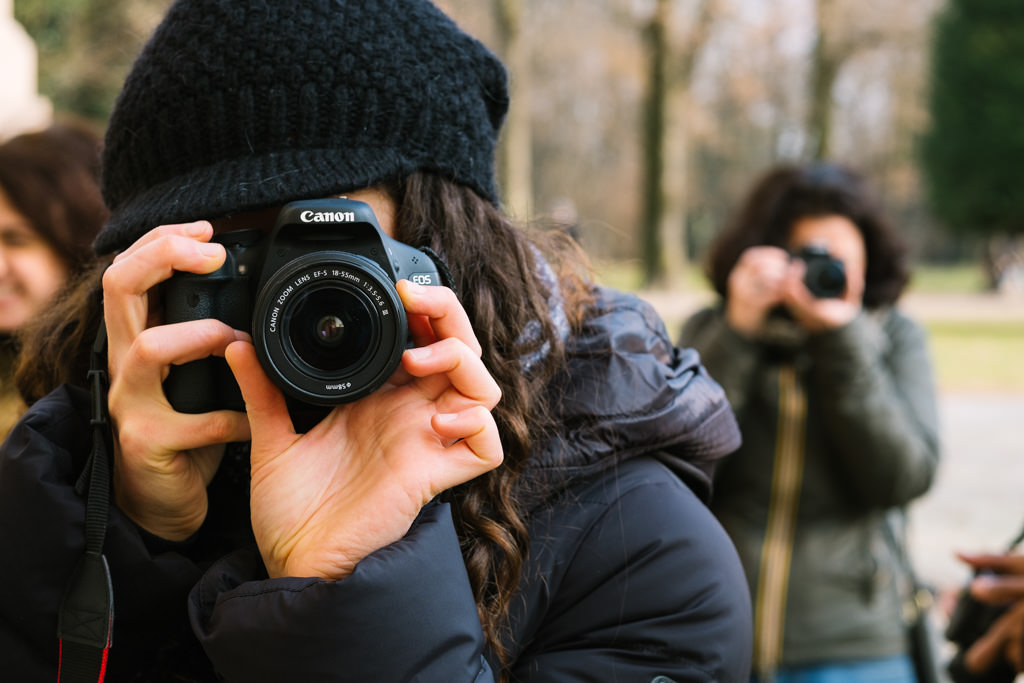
top-left (596, 262), bottom-right (991, 293)
top-left (594, 260), bottom-right (1023, 394)
top-left (908, 264), bottom-right (988, 294)
top-left (596, 261), bottom-right (991, 295)
top-left (592, 259), bottom-right (711, 293)
top-left (924, 320), bottom-right (1024, 393)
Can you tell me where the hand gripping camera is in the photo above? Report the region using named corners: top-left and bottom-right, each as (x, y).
top-left (944, 523), bottom-right (1024, 683)
top-left (163, 198), bottom-right (444, 422)
top-left (795, 245), bottom-right (846, 298)
top-left (945, 569), bottom-right (1018, 683)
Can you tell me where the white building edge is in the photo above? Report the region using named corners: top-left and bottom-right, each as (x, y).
top-left (0, 0), bottom-right (53, 142)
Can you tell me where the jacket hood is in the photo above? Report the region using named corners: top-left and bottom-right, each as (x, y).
top-left (523, 286), bottom-right (741, 504)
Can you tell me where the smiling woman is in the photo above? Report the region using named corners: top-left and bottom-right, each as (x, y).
top-left (0, 188), bottom-right (68, 332)
top-left (0, 120), bottom-right (107, 435)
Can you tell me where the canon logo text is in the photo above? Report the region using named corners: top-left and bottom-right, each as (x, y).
top-left (300, 210), bottom-right (356, 223)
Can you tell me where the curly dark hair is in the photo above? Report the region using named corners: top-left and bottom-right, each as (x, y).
top-left (704, 162), bottom-right (910, 309)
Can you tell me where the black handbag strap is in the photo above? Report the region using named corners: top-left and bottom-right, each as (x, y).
top-left (882, 510), bottom-right (930, 608)
top-left (57, 322), bottom-right (115, 683)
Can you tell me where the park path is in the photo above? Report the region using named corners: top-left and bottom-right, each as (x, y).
top-left (910, 392), bottom-right (1024, 590)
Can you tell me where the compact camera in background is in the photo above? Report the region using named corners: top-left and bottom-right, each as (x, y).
top-left (794, 245), bottom-right (846, 298)
top-left (163, 198), bottom-right (444, 424)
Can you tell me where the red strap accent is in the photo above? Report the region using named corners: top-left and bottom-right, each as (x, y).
top-left (58, 639), bottom-right (109, 683)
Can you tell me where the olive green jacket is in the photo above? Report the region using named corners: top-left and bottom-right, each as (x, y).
top-left (680, 306), bottom-right (940, 674)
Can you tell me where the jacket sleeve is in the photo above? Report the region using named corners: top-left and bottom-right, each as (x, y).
top-left (0, 386), bottom-right (210, 681)
top-left (507, 458), bottom-right (753, 682)
top-left (189, 501), bottom-right (494, 682)
top-left (806, 310), bottom-right (940, 507)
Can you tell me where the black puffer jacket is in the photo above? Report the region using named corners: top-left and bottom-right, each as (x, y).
top-left (0, 287), bottom-right (750, 682)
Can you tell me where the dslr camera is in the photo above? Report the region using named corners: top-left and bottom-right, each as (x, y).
top-left (163, 198), bottom-right (444, 421)
top-left (794, 245), bottom-right (846, 298)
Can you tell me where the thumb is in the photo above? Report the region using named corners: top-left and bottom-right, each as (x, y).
top-left (225, 340), bottom-right (297, 451)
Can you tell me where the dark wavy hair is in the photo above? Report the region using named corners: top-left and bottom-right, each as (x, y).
top-left (0, 120), bottom-right (107, 275)
top-left (704, 162), bottom-right (910, 309)
top-left (16, 171), bottom-right (593, 677)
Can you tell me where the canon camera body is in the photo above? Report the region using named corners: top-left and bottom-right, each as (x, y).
top-left (795, 245), bottom-right (846, 298)
top-left (163, 198), bottom-right (443, 418)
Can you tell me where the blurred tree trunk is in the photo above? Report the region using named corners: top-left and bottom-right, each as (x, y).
top-left (495, 0), bottom-right (533, 220)
top-left (640, 0), bottom-right (715, 289)
top-left (640, 1), bottom-right (668, 287)
top-left (807, 0), bottom-right (840, 160)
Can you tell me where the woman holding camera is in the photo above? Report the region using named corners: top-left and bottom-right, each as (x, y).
top-left (0, 1), bottom-right (752, 681)
top-left (679, 162), bottom-right (941, 682)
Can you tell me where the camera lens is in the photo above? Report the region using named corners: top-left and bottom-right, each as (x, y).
top-left (285, 286), bottom-right (374, 374)
top-left (253, 253), bottom-right (407, 406)
top-left (811, 263), bottom-right (845, 295)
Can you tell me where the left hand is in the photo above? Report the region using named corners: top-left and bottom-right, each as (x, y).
top-left (957, 552), bottom-right (1024, 674)
top-left (226, 280), bottom-right (503, 580)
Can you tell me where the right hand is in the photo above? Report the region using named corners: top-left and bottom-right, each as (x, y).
top-left (228, 280), bottom-right (503, 581)
top-left (724, 246), bottom-right (790, 336)
top-left (957, 552), bottom-right (1024, 674)
top-left (102, 221), bottom-right (252, 541)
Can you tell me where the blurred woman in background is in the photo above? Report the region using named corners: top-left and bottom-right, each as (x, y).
top-left (0, 121), bottom-right (107, 435)
top-left (680, 161), bottom-right (941, 683)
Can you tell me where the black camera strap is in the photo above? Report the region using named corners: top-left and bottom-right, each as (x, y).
top-left (57, 322), bottom-right (115, 683)
top-left (1004, 522), bottom-right (1024, 552)
top-left (417, 246), bottom-right (457, 294)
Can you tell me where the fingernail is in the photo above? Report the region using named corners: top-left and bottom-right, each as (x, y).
top-left (403, 279), bottom-right (425, 294)
top-left (198, 242), bottom-right (223, 257)
top-left (973, 575), bottom-right (998, 591)
top-left (185, 221), bottom-right (210, 236)
top-left (435, 412), bottom-right (457, 423)
top-left (405, 346), bottom-right (431, 361)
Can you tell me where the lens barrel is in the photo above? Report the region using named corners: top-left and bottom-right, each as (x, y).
top-left (253, 252), bottom-right (407, 405)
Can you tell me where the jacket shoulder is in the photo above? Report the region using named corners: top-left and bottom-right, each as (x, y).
top-left (1, 384), bottom-right (92, 485)
top-left (510, 456), bottom-right (753, 682)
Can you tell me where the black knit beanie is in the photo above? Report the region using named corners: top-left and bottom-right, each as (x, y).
top-left (95, 0), bottom-right (509, 255)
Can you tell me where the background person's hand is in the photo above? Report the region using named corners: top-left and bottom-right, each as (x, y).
top-left (957, 552), bottom-right (1024, 674)
top-left (228, 279), bottom-right (503, 580)
top-left (103, 221), bottom-right (252, 541)
top-left (725, 246), bottom-right (790, 337)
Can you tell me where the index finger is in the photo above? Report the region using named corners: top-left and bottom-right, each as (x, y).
top-left (111, 221), bottom-right (214, 263)
top-left (971, 573), bottom-right (1024, 603)
top-left (397, 280), bottom-right (481, 357)
top-left (103, 226), bottom-right (227, 361)
top-left (958, 553), bottom-right (1024, 575)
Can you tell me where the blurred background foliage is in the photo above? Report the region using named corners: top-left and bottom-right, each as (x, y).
top-left (12, 0), bottom-right (1024, 299)
top-left (15, 0), bottom-right (169, 121)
